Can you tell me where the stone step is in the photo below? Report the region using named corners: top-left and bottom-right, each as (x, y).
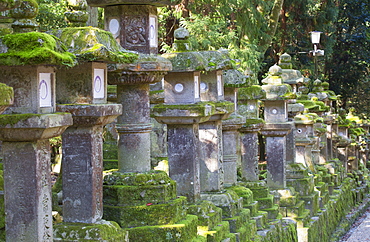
top-left (295, 209), bottom-right (312, 228)
top-left (256, 194), bottom-right (274, 209)
top-left (128, 214), bottom-right (200, 242)
top-left (200, 190), bottom-right (243, 218)
top-left (316, 181), bottom-right (328, 194)
top-left (227, 185), bottom-right (254, 205)
top-left (287, 176), bottom-right (315, 196)
top-left (300, 191), bottom-right (320, 216)
top-left (251, 211), bottom-right (268, 229)
top-left (319, 192), bottom-right (330, 208)
top-left (198, 221), bottom-right (236, 242)
top-left (54, 220), bottom-right (129, 242)
top-left (103, 196), bottom-right (187, 228)
top-left (245, 201), bottom-right (259, 217)
top-left (223, 209), bottom-right (250, 233)
top-left (103, 171), bottom-right (177, 206)
top-left (262, 204), bottom-right (280, 220)
top-left (286, 200), bottom-right (306, 218)
top-left (187, 200), bottom-right (223, 230)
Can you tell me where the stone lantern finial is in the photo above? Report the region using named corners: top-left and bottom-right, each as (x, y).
top-left (65, 0), bottom-right (89, 27)
top-left (279, 53), bottom-right (293, 69)
top-left (10, 0), bottom-right (39, 33)
top-left (173, 27), bottom-right (191, 52)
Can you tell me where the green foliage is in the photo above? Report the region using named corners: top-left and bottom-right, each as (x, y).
top-left (36, 0), bottom-right (69, 32)
top-left (326, 0), bottom-right (370, 114)
top-left (159, 0), bottom-right (283, 74)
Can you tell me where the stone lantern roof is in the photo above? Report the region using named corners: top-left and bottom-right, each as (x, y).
top-left (50, 27), bottom-right (139, 64)
top-left (163, 27), bottom-right (232, 72)
top-left (0, 32), bottom-right (75, 66)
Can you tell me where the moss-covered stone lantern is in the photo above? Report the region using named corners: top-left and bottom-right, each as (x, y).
top-left (0, 31), bottom-right (74, 241)
top-left (261, 64), bottom-right (294, 189)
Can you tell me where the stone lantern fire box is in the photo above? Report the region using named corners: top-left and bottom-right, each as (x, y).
top-left (1, 65), bottom-right (57, 114)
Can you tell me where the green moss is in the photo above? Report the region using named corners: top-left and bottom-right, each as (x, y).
top-left (151, 102), bottom-right (216, 117)
top-left (104, 197), bottom-right (187, 228)
top-left (297, 100), bottom-right (330, 112)
top-left (244, 118), bottom-right (265, 126)
top-left (0, 32), bottom-right (75, 66)
top-left (0, 113), bottom-right (42, 126)
top-left (50, 27), bottom-right (138, 64)
top-left (238, 85), bottom-right (266, 100)
top-left (128, 214), bottom-right (199, 242)
top-left (54, 221), bottom-right (128, 241)
top-left (0, 83), bottom-right (13, 106)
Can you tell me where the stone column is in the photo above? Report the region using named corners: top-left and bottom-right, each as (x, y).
top-left (153, 103), bottom-right (214, 203)
top-left (261, 124), bottom-right (291, 189)
top-left (222, 116), bottom-right (244, 185)
top-left (240, 122), bottom-right (264, 181)
top-left (294, 114), bottom-right (316, 171)
top-left (109, 65), bottom-right (170, 172)
top-left (222, 69), bottom-right (246, 186)
top-left (199, 66), bottom-right (233, 192)
top-left (57, 105), bottom-right (122, 223)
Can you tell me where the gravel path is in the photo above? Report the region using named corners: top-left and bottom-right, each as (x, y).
top-left (339, 207), bottom-right (370, 241)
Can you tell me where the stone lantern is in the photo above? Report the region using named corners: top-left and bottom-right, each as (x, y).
top-left (0, 31), bottom-right (74, 241)
top-left (153, 28), bottom-right (215, 202)
top-left (261, 64), bottom-right (294, 189)
top-left (50, 27), bottom-right (129, 240)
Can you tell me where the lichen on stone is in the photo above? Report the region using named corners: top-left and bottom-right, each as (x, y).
top-left (0, 31), bottom-right (75, 66)
top-left (50, 27), bottom-right (138, 64)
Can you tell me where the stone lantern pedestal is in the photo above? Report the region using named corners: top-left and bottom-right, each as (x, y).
top-left (0, 114), bottom-right (72, 241)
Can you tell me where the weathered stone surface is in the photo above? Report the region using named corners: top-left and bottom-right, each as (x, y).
top-left (0, 113), bottom-right (72, 141)
top-left (167, 123), bottom-right (201, 203)
top-left (3, 139), bottom-right (53, 241)
top-left (103, 5), bottom-right (161, 54)
top-left (59, 104), bottom-right (121, 223)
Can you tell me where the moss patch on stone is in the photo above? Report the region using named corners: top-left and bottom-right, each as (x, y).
top-left (53, 220), bottom-right (128, 241)
top-left (103, 196), bottom-right (187, 228)
top-left (0, 32), bottom-right (75, 66)
top-left (127, 214), bottom-right (199, 242)
top-left (50, 27), bottom-right (138, 64)
top-left (238, 85), bottom-right (266, 100)
top-left (0, 113), bottom-right (42, 126)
